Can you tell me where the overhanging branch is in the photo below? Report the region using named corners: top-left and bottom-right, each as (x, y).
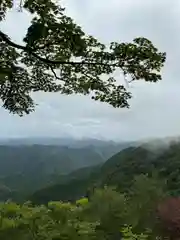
top-left (0, 30), bottom-right (118, 67)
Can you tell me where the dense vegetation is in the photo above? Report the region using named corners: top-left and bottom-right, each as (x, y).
top-left (0, 173), bottom-right (177, 240)
top-left (0, 139), bottom-right (180, 239)
top-left (0, 175), bottom-right (169, 240)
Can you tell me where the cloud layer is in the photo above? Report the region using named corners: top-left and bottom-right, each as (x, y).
top-left (1, 0), bottom-right (180, 141)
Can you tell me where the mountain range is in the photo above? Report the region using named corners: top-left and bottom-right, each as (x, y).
top-left (30, 139), bottom-right (180, 204)
top-left (0, 138), bottom-right (132, 201)
top-left (0, 136), bottom-right (180, 204)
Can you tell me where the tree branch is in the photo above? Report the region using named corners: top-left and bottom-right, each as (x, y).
top-left (0, 30), bottom-right (117, 67)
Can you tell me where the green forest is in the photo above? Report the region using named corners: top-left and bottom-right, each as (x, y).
top-left (0, 140), bottom-right (179, 239)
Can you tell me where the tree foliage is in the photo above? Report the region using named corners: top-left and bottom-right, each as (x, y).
top-left (0, 176), bottom-right (170, 240)
top-left (0, 0), bottom-right (166, 115)
top-left (121, 226), bottom-right (149, 240)
top-left (0, 200), bottom-right (99, 240)
top-left (83, 186), bottom-right (128, 239)
top-left (126, 173), bottom-right (168, 237)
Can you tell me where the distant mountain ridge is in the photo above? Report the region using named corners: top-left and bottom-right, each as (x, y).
top-left (0, 137), bottom-right (129, 147)
top-left (0, 138), bottom-right (132, 201)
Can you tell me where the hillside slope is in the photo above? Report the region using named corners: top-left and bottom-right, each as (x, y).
top-left (0, 140), bottom-right (129, 201)
top-left (31, 141), bottom-right (180, 204)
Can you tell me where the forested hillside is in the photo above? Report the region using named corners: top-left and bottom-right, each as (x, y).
top-left (31, 141), bottom-right (180, 204)
top-left (1, 140), bottom-right (180, 239)
top-left (0, 140), bottom-right (129, 201)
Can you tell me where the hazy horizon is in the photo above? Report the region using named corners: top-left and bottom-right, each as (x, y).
top-left (0, 134), bottom-right (180, 144)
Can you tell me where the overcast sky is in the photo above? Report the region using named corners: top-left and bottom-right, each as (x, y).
top-left (0, 0), bottom-right (180, 141)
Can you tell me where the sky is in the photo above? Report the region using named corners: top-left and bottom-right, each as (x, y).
top-left (0, 0), bottom-right (180, 141)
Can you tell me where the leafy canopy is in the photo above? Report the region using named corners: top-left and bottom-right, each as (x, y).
top-left (0, 178), bottom-right (169, 239)
top-left (0, 0), bottom-right (166, 116)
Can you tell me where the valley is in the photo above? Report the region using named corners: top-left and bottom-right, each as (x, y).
top-left (0, 138), bottom-right (131, 202)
